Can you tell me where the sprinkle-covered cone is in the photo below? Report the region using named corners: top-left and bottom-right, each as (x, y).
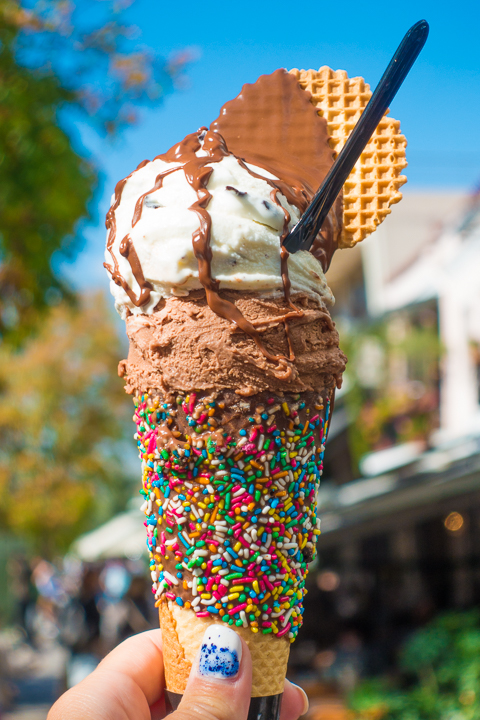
top-left (131, 382), bottom-right (336, 716)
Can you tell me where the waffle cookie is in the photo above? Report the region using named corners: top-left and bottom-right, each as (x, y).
top-left (290, 66), bottom-right (407, 248)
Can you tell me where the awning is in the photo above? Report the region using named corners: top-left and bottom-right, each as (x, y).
top-left (72, 509), bottom-right (146, 561)
top-left (318, 436), bottom-right (480, 547)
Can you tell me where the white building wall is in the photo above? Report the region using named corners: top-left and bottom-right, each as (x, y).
top-left (361, 190), bottom-right (480, 443)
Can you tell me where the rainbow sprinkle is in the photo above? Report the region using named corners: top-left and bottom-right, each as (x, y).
top-left (134, 390), bottom-right (332, 642)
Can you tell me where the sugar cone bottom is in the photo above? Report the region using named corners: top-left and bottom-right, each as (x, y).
top-left (159, 599), bottom-right (290, 696)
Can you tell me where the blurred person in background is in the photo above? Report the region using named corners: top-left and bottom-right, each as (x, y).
top-left (98, 561), bottom-right (133, 653)
top-left (59, 564), bottom-right (102, 688)
top-left (98, 561), bottom-right (153, 653)
top-left (29, 558), bottom-right (67, 648)
top-left (118, 573), bottom-right (154, 642)
top-left (6, 553), bottom-right (37, 645)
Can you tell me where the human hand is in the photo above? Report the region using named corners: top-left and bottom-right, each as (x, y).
top-left (48, 626), bottom-right (309, 720)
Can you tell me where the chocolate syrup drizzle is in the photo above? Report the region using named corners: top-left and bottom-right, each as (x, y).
top-left (105, 160), bottom-right (154, 307)
top-left (105, 70), bottom-right (343, 362)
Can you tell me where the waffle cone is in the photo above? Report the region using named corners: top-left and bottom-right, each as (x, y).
top-left (290, 67), bottom-right (407, 248)
top-left (159, 599), bottom-right (290, 697)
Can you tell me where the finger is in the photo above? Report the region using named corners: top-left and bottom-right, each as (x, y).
top-left (48, 630), bottom-right (165, 720)
top-left (173, 624), bottom-right (252, 720)
top-left (280, 679), bottom-right (309, 720)
top-left (96, 628), bottom-right (164, 704)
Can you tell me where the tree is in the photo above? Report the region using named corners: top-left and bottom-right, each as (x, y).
top-left (339, 303), bottom-right (441, 473)
top-left (349, 611), bottom-right (480, 719)
top-left (0, 34), bottom-right (96, 346)
top-left (0, 292), bottom-right (134, 556)
top-left (0, 0), bottom-right (190, 344)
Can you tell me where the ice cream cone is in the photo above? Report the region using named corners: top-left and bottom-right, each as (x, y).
top-left (102, 65), bottom-right (407, 720)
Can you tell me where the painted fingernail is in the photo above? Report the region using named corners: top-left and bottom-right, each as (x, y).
top-left (198, 625), bottom-right (242, 680)
top-left (289, 681), bottom-right (309, 715)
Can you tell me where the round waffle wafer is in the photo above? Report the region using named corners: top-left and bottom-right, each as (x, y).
top-left (290, 67), bottom-right (407, 248)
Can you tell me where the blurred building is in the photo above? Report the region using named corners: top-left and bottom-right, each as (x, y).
top-left (298, 187), bottom-right (480, 677)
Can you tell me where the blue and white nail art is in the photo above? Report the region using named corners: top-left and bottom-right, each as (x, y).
top-left (198, 625), bottom-right (242, 679)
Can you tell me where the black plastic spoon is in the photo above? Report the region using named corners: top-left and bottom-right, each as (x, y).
top-left (283, 19), bottom-right (429, 257)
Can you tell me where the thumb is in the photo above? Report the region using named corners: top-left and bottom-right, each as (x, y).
top-left (172, 625), bottom-right (252, 720)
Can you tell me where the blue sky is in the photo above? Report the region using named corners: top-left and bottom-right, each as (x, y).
top-left (65, 0), bottom-right (480, 290)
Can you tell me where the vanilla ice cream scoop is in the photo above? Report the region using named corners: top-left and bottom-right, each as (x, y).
top-left (105, 140), bottom-right (333, 320)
